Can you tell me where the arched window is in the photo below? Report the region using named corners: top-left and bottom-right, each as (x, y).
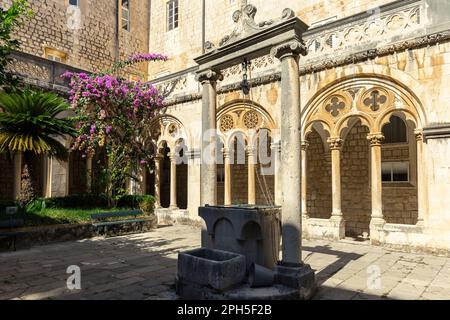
top-left (382, 116), bottom-right (407, 144)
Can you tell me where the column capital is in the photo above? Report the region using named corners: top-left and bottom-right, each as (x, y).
top-left (222, 147), bottom-right (232, 159)
top-left (271, 39), bottom-right (307, 60)
top-left (186, 149), bottom-right (201, 159)
top-left (367, 132), bottom-right (385, 146)
top-left (195, 69), bottom-right (223, 84)
top-left (154, 153), bottom-right (164, 161)
top-left (301, 140), bottom-right (310, 151)
top-left (168, 152), bottom-right (178, 162)
top-left (245, 146), bottom-right (257, 156)
top-left (270, 141), bottom-right (281, 152)
top-left (327, 137), bottom-right (343, 150)
top-left (414, 129), bottom-right (424, 142)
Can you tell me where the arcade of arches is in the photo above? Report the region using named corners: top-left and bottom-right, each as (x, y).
top-left (0, 76), bottom-right (432, 247)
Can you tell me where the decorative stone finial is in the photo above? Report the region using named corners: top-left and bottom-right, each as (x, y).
top-left (203, 3), bottom-right (297, 49)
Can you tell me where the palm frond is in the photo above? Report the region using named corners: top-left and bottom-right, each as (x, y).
top-left (0, 90), bottom-right (75, 160)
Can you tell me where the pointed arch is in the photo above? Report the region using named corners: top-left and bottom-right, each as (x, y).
top-left (302, 74), bottom-right (426, 139)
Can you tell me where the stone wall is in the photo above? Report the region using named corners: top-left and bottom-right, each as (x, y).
top-left (69, 151), bottom-right (86, 195)
top-left (176, 163), bottom-right (188, 209)
top-left (341, 123), bottom-right (371, 238)
top-left (50, 158), bottom-right (68, 197)
top-left (306, 129), bottom-right (332, 219)
top-left (381, 139), bottom-right (419, 225)
top-left (148, 0), bottom-right (395, 77)
top-left (0, 154), bottom-right (14, 201)
top-left (12, 0), bottom-right (149, 78)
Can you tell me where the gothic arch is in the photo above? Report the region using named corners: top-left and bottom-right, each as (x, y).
top-left (217, 99), bottom-right (277, 147)
top-left (302, 74), bottom-right (426, 140)
top-left (148, 114), bottom-right (190, 152)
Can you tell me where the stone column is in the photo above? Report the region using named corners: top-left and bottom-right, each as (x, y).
top-left (247, 146), bottom-right (256, 205)
top-left (271, 40), bottom-right (307, 265)
top-left (368, 133), bottom-right (386, 243)
top-left (154, 153), bottom-right (163, 209)
top-left (301, 141), bottom-right (309, 220)
top-left (140, 166), bottom-right (148, 195)
top-left (196, 69), bottom-right (222, 249)
top-left (327, 137), bottom-right (345, 239)
top-left (415, 129), bottom-right (426, 226)
top-left (187, 149), bottom-right (202, 217)
top-left (13, 153), bottom-right (22, 200)
top-left (86, 155), bottom-right (93, 193)
top-left (43, 156), bottom-right (53, 198)
top-left (196, 70), bottom-right (223, 207)
top-left (270, 141), bottom-right (282, 206)
top-left (223, 147), bottom-right (232, 206)
top-left (169, 152), bottom-right (178, 210)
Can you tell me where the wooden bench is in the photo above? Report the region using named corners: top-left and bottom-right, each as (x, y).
top-left (0, 218), bottom-right (25, 251)
top-left (90, 209), bottom-right (146, 228)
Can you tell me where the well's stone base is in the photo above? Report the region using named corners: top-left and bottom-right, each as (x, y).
top-left (275, 263), bottom-right (317, 300)
top-left (176, 279), bottom-right (304, 300)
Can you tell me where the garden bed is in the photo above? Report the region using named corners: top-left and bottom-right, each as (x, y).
top-left (0, 194), bottom-right (156, 252)
top-left (0, 218), bottom-right (157, 252)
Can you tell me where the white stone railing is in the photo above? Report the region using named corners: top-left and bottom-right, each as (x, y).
top-left (302, 1), bottom-right (425, 61)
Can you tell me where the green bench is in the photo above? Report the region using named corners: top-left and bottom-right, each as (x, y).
top-left (90, 209), bottom-right (146, 228)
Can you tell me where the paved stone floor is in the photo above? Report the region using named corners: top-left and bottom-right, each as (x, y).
top-left (1, 225), bottom-right (450, 300)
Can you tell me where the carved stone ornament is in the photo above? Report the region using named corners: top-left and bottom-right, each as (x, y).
top-left (271, 40), bottom-right (308, 60)
top-left (414, 129), bottom-right (423, 142)
top-left (195, 69), bottom-right (224, 84)
top-left (206, 3), bottom-right (296, 49)
top-left (367, 133), bottom-right (385, 146)
top-left (327, 137), bottom-right (344, 150)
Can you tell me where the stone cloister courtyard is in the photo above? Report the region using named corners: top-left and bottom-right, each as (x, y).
top-left (1, 224), bottom-right (450, 301)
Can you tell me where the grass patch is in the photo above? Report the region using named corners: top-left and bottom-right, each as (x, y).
top-left (0, 207), bottom-right (143, 227)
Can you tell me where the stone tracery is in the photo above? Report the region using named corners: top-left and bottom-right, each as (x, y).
top-left (302, 76), bottom-right (426, 240)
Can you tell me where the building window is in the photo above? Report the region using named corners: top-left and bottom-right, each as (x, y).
top-left (167, 0), bottom-right (179, 31)
top-left (69, 0), bottom-right (79, 6)
top-left (121, 0), bottom-right (130, 31)
top-left (44, 48), bottom-right (67, 63)
top-left (382, 161), bottom-right (409, 182)
top-left (382, 116), bottom-right (407, 144)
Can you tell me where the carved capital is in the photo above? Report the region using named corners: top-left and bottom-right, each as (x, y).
top-left (270, 141), bottom-right (281, 153)
top-left (414, 129), bottom-right (424, 142)
top-left (271, 40), bottom-right (307, 60)
top-left (168, 152), bottom-right (178, 162)
top-left (222, 148), bottom-right (232, 159)
top-left (301, 140), bottom-right (310, 151)
top-left (186, 149), bottom-right (201, 160)
top-left (245, 146), bottom-right (257, 156)
top-left (367, 133), bottom-right (385, 146)
top-left (327, 137), bottom-right (343, 150)
top-left (154, 153), bottom-right (164, 163)
top-left (195, 69), bottom-right (223, 84)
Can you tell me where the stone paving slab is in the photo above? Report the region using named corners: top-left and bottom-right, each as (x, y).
top-left (1, 225), bottom-right (450, 300)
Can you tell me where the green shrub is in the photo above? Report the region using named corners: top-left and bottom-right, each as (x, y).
top-left (26, 194), bottom-right (110, 211)
top-left (138, 195), bottom-right (155, 215)
top-left (116, 194), bottom-right (155, 209)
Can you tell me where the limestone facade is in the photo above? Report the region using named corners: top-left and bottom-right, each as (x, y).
top-left (146, 0), bottom-right (450, 254)
top-left (2, 0), bottom-right (450, 254)
top-left (0, 0), bottom-right (150, 199)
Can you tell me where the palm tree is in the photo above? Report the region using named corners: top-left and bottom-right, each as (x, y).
top-left (0, 90), bottom-right (76, 205)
